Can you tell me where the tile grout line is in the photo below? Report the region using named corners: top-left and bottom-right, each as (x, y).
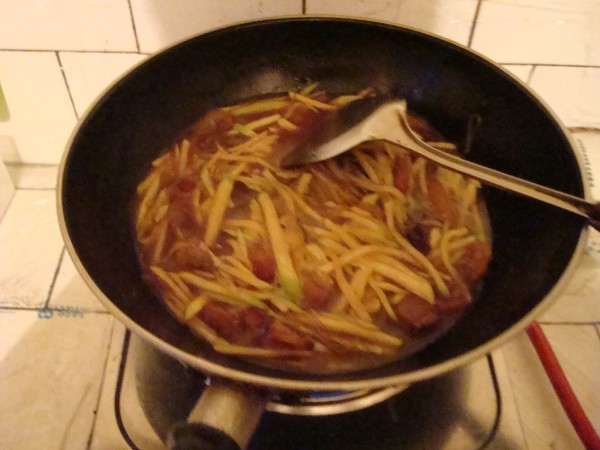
top-left (112, 330), bottom-right (143, 450)
top-left (0, 305), bottom-right (111, 314)
top-left (526, 65), bottom-right (537, 85)
top-left (498, 62), bottom-right (600, 69)
top-left (6, 162), bottom-right (59, 168)
top-left (85, 319), bottom-right (118, 450)
top-left (55, 51), bottom-right (80, 120)
top-left (0, 48), bottom-right (145, 55)
top-left (41, 246), bottom-right (66, 309)
top-left (467, 0), bottom-right (483, 48)
top-left (479, 355), bottom-right (504, 448)
top-left (127, 0), bottom-right (141, 53)
top-left (567, 126), bottom-right (600, 133)
top-left (10, 187), bottom-right (56, 191)
top-left (493, 60), bottom-right (600, 69)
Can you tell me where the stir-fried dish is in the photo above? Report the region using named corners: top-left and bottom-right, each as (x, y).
top-left (134, 86), bottom-right (492, 373)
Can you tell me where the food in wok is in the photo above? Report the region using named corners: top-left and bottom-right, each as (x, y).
top-left (133, 86), bottom-right (492, 374)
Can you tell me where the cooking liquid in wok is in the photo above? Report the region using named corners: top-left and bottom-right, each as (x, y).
top-left (133, 87), bottom-right (492, 374)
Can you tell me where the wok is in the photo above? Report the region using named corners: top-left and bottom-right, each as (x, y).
top-left (57, 17), bottom-right (589, 449)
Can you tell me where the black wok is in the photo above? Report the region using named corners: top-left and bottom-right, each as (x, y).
top-left (57, 17), bottom-right (589, 449)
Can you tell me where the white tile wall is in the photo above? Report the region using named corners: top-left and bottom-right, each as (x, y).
top-left (529, 66), bottom-right (600, 128)
top-left (0, 0), bottom-right (137, 51)
top-left (471, 0), bottom-right (600, 65)
top-left (0, 51), bottom-right (76, 164)
top-left (130, 0), bottom-right (303, 54)
top-left (306, 0), bottom-right (478, 45)
top-left (59, 52), bottom-right (147, 117)
top-left (6, 164), bottom-right (59, 190)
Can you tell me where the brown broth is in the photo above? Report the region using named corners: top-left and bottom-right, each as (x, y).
top-left (133, 89), bottom-right (492, 374)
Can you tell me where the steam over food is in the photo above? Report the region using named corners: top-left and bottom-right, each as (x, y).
top-left (134, 86), bottom-right (492, 373)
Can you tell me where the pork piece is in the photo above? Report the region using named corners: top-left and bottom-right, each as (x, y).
top-left (198, 301), bottom-right (238, 341)
top-left (167, 237), bottom-right (214, 272)
top-left (436, 241), bottom-right (491, 313)
top-left (427, 178), bottom-right (458, 225)
top-left (393, 294), bottom-right (441, 332)
top-left (176, 179), bottom-right (196, 193)
top-left (239, 306), bottom-right (272, 344)
top-left (301, 272), bottom-right (334, 310)
top-left (248, 242), bottom-right (277, 283)
top-left (435, 280), bottom-right (471, 314)
top-left (262, 320), bottom-right (314, 351)
top-left (393, 155), bottom-right (412, 194)
top-left (406, 223), bottom-right (431, 254)
top-left (189, 109), bottom-right (236, 150)
top-left (164, 182), bottom-right (198, 231)
top-left (272, 102), bottom-right (324, 163)
top-left (455, 241), bottom-right (492, 284)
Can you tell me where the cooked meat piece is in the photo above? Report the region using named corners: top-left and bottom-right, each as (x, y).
top-left (262, 320), bottom-right (314, 350)
top-left (393, 294), bottom-right (440, 331)
top-left (199, 301), bottom-right (239, 341)
top-left (248, 242), bottom-right (277, 283)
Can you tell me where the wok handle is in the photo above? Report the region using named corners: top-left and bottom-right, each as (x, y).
top-left (166, 377), bottom-right (269, 450)
top-left (167, 423), bottom-right (241, 450)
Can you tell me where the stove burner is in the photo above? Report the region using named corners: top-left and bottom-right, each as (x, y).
top-left (114, 332), bottom-right (504, 449)
top-left (268, 384), bottom-right (408, 415)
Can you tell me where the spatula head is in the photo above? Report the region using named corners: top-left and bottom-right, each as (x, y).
top-left (281, 96), bottom-right (402, 167)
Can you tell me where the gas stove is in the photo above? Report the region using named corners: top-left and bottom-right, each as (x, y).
top-left (97, 330), bottom-right (524, 450)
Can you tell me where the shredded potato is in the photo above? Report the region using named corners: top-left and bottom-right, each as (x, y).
top-left (133, 86), bottom-right (492, 374)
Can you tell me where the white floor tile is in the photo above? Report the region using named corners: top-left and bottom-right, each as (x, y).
top-left (89, 324), bottom-right (164, 450)
top-left (487, 350), bottom-right (527, 449)
top-left (541, 242), bottom-right (600, 323)
top-left (60, 52), bottom-right (147, 118)
top-left (0, 0), bottom-right (136, 51)
top-left (0, 190), bottom-right (63, 308)
top-left (0, 52), bottom-right (77, 165)
top-left (0, 310), bottom-right (114, 450)
top-left (529, 66), bottom-right (600, 128)
top-left (471, 0), bottom-right (600, 65)
top-left (305, 0), bottom-right (478, 45)
top-left (541, 225), bottom-right (600, 323)
top-left (49, 251), bottom-right (106, 312)
top-left (501, 325), bottom-right (600, 450)
top-left (131, 0), bottom-right (303, 54)
top-left (6, 164), bottom-right (59, 190)
top-left (87, 321), bottom-right (131, 450)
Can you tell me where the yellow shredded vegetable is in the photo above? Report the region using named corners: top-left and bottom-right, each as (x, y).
top-left (133, 86), bottom-right (491, 374)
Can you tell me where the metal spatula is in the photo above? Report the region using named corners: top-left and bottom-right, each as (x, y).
top-left (282, 98), bottom-right (600, 231)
